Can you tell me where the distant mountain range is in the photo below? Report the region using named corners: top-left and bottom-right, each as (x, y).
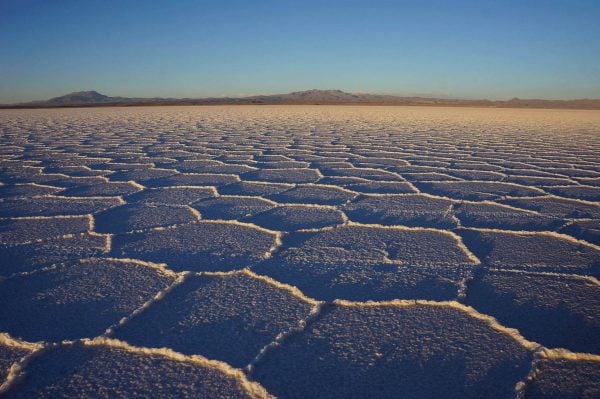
top-left (3, 89), bottom-right (600, 109)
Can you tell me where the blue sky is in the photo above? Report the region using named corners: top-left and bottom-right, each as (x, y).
top-left (1, 0), bottom-right (599, 103)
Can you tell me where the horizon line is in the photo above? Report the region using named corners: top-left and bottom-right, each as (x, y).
top-left (5, 88), bottom-right (600, 107)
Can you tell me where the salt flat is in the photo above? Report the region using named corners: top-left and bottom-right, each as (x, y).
top-left (0, 105), bottom-right (599, 398)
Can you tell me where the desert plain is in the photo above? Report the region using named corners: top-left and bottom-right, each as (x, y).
top-left (0, 105), bottom-right (599, 398)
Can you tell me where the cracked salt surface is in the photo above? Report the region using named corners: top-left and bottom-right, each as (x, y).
top-left (94, 203), bottom-right (198, 234)
top-left (465, 269), bottom-right (600, 353)
top-left (0, 105), bottom-right (599, 397)
top-left (254, 224), bottom-right (479, 301)
top-left (114, 270), bottom-right (316, 368)
top-left (344, 194), bottom-right (457, 228)
top-left (1, 338), bottom-right (270, 399)
top-left (250, 301), bottom-right (536, 399)
top-left (0, 259), bottom-right (175, 342)
top-left (111, 221), bottom-right (278, 272)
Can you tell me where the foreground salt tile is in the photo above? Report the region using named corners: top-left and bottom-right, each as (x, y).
top-left (247, 205), bottom-right (345, 231)
top-left (0, 233), bottom-right (109, 277)
top-left (546, 185), bottom-right (600, 201)
top-left (42, 166), bottom-right (110, 177)
top-left (0, 216), bottom-right (91, 246)
top-left (0, 184), bottom-right (61, 199)
top-left (169, 159), bottom-right (255, 174)
top-left (269, 184), bottom-right (356, 205)
top-left (0, 259), bottom-right (176, 342)
top-left (242, 168), bottom-right (321, 184)
top-left (115, 271), bottom-right (315, 368)
top-left (42, 176), bottom-right (110, 189)
top-left (254, 225), bottom-right (478, 301)
top-left (459, 229), bottom-right (600, 276)
top-left (112, 221), bottom-right (278, 272)
top-left (323, 167), bottom-right (404, 181)
top-left (505, 175), bottom-right (574, 187)
top-left (577, 177), bottom-right (600, 187)
top-left (466, 269), bottom-right (600, 353)
top-left (94, 203), bottom-right (197, 234)
top-left (415, 181), bottom-right (545, 201)
top-left (350, 156), bottom-right (410, 169)
top-left (251, 301), bottom-right (535, 399)
top-left (89, 161), bottom-right (153, 172)
top-left (344, 194), bottom-right (456, 228)
top-left (544, 168), bottom-right (600, 179)
top-left (454, 202), bottom-right (563, 231)
top-left (107, 168), bottom-right (178, 182)
top-left (219, 181), bottom-right (294, 196)
top-left (344, 180), bottom-right (416, 194)
top-left (146, 173), bottom-right (239, 187)
top-left (445, 169), bottom-right (506, 181)
top-left (253, 154), bottom-right (294, 162)
top-left (254, 160), bottom-right (310, 169)
top-left (2, 339), bottom-right (269, 398)
top-left (502, 168), bottom-right (562, 178)
top-left (7, 173), bottom-right (80, 185)
top-left (125, 186), bottom-right (216, 205)
top-left (399, 171), bottom-right (462, 182)
top-left (59, 181), bottom-right (143, 197)
top-left (0, 196), bottom-right (123, 217)
top-left (560, 220), bottom-right (600, 245)
top-left (317, 176), bottom-right (370, 187)
top-left (520, 351), bottom-right (600, 399)
top-left (500, 196), bottom-right (600, 219)
top-left (448, 162), bottom-right (505, 172)
top-left (193, 196), bottom-right (275, 220)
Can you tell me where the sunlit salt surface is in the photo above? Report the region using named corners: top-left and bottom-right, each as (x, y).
top-left (1, 106), bottom-right (599, 398)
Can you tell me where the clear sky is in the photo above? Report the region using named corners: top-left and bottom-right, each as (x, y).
top-left (1, 0), bottom-right (600, 103)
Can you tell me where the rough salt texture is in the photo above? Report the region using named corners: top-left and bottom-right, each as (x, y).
top-left (459, 229), bottom-right (600, 276)
top-left (115, 272), bottom-right (314, 367)
top-left (254, 225), bottom-right (478, 301)
top-left (0, 233), bottom-right (109, 277)
top-left (251, 302), bottom-right (535, 399)
top-left (522, 356), bottom-right (600, 399)
top-left (344, 194), bottom-right (456, 228)
top-left (246, 205), bottom-right (345, 231)
top-left (466, 270), bottom-right (600, 353)
top-left (111, 221), bottom-right (277, 272)
top-left (0, 105), bottom-right (598, 397)
top-left (3, 342), bottom-right (266, 399)
top-left (0, 259), bottom-right (175, 342)
top-left (94, 203), bottom-right (198, 233)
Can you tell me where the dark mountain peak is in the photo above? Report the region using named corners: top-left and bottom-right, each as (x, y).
top-left (69, 90), bottom-right (105, 97)
top-left (278, 89), bottom-right (360, 101)
top-left (290, 89), bottom-right (346, 95)
top-left (46, 90), bottom-right (110, 105)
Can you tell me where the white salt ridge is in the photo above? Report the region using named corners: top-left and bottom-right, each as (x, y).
top-left (245, 301), bottom-right (325, 373)
top-left (0, 332), bottom-right (45, 391)
top-left (0, 343), bottom-right (49, 395)
top-left (104, 272), bottom-right (189, 336)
